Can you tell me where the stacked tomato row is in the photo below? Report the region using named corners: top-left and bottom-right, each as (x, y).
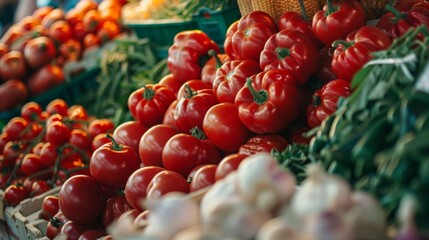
top-left (0, 0), bottom-right (124, 111)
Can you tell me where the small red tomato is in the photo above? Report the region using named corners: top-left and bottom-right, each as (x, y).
top-left (46, 211), bottom-right (69, 239)
top-left (69, 129), bottom-right (91, 150)
top-left (40, 195), bottom-right (60, 221)
top-left (113, 121), bottom-right (148, 154)
top-left (46, 121), bottom-right (71, 145)
top-left (215, 153), bottom-right (247, 181)
top-left (46, 99), bottom-right (69, 116)
top-left (91, 133), bottom-right (112, 151)
top-left (23, 36), bottom-right (57, 69)
top-left (4, 184), bottom-right (30, 206)
top-left (67, 105), bottom-right (88, 121)
top-left (31, 180), bottom-right (52, 197)
top-left (88, 119), bottom-right (115, 139)
top-left (146, 170), bottom-right (189, 200)
top-left (189, 164), bottom-right (217, 192)
top-left (0, 79), bottom-right (28, 111)
top-left (49, 20), bottom-right (72, 43)
top-left (90, 135), bottom-right (140, 189)
top-left (60, 38), bottom-right (82, 61)
top-left (4, 116), bottom-right (29, 140)
top-left (20, 153), bottom-right (45, 176)
top-left (82, 9), bottom-right (102, 33)
top-left (83, 33), bottom-right (101, 48)
top-left (0, 50), bottom-right (27, 81)
top-left (20, 102), bottom-right (42, 121)
top-left (39, 142), bottom-right (59, 167)
top-left (59, 175), bottom-right (105, 224)
top-left (101, 195), bottom-right (133, 228)
top-left (124, 166), bottom-right (165, 211)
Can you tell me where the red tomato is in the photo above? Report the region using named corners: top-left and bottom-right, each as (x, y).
top-left (113, 121), bottom-right (148, 154)
top-left (101, 195), bottom-right (133, 228)
top-left (0, 51), bottom-right (27, 81)
top-left (83, 33), bottom-right (101, 48)
top-left (0, 79), bottom-right (28, 111)
top-left (65, 8), bottom-right (84, 27)
top-left (90, 136), bottom-right (140, 189)
top-left (20, 153), bottom-right (45, 176)
top-left (27, 64), bottom-right (65, 96)
top-left (82, 10), bottom-right (102, 33)
top-left (189, 164), bottom-right (217, 192)
top-left (32, 6), bottom-right (54, 20)
top-left (69, 129), bottom-right (91, 150)
top-left (20, 102), bottom-right (42, 121)
top-left (23, 36), bottom-right (57, 69)
top-left (288, 126), bottom-right (312, 145)
top-left (215, 153), bottom-right (247, 181)
top-left (158, 74), bottom-right (182, 97)
top-left (59, 175), bottom-right (105, 224)
top-left (0, 133), bottom-right (11, 153)
top-left (202, 103), bottom-right (254, 152)
top-left (75, 0), bottom-right (98, 13)
top-left (91, 133), bottom-right (112, 151)
top-left (49, 20), bottom-right (72, 44)
top-left (146, 170), bottom-right (189, 200)
top-left (78, 229), bottom-right (107, 240)
top-left (67, 105), bottom-right (88, 121)
top-left (124, 166), bottom-right (165, 211)
top-left (162, 100), bottom-right (178, 129)
top-left (4, 116), bottom-right (28, 140)
top-left (88, 119), bottom-right (115, 139)
top-left (138, 124), bottom-right (178, 167)
top-left (40, 195), bottom-right (60, 221)
top-left (201, 52), bottom-right (230, 86)
top-left (4, 184), bottom-right (30, 206)
top-left (46, 99), bottom-right (68, 116)
top-left (72, 22), bottom-right (87, 43)
top-left (162, 130), bottom-right (222, 177)
top-left (60, 38), bottom-right (82, 61)
top-left (46, 211), bottom-right (69, 239)
top-left (0, 25), bottom-right (26, 46)
top-left (41, 8), bottom-right (65, 29)
top-left (176, 79), bottom-right (211, 100)
top-left (97, 20), bottom-right (121, 43)
top-left (31, 180), bottom-right (52, 196)
top-left (0, 43), bottom-right (9, 59)
top-left (174, 88), bottom-right (218, 134)
top-left (39, 142), bottom-right (58, 167)
top-left (46, 121), bottom-right (71, 145)
top-left (99, 7), bottom-right (121, 23)
top-left (60, 221), bottom-right (97, 240)
top-left (238, 134), bottom-right (289, 155)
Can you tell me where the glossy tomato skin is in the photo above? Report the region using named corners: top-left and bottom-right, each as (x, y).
top-left (46, 211), bottom-right (69, 239)
top-left (101, 195), bottom-right (133, 228)
top-left (91, 133), bottom-right (112, 151)
top-left (67, 105), bottom-right (88, 121)
top-left (31, 180), bottom-right (52, 197)
top-left (90, 139), bottom-right (140, 189)
top-left (162, 132), bottom-right (222, 177)
top-left (49, 20), bottom-right (72, 44)
top-left (215, 153), bottom-right (248, 181)
top-left (238, 134), bottom-right (289, 155)
top-left (113, 121), bottom-right (148, 155)
top-left (162, 100), bottom-right (178, 129)
top-left (138, 124), bottom-right (178, 167)
top-left (23, 36), bottom-right (57, 69)
top-left (20, 102), bottom-right (42, 121)
top-left (46, 121), bottom-right (71, 145)
top-left (60, 38), bottom-right (82, 61)
top-left (0, 50), bottom-right (27, 81)
top-left (0, 80), bottom-right (28, 111)
top-left (60, 221), bottom-right (97, 240)
top-left (4, 116), bottom-right (29, 140)
top-left (4, 184), bottom-right (30, 206)
top-left (59, 175), bottom-right (105, 224)
top-left (176, 79), bottom-right (211, 101)
top-left (146, 170), bottom-right (189, 200)
top-left (46, 99), bottom-right (68, 116)
top-left (69, 129), bottom-right (91, 150)
top-left (78, 229), bottom-right (107, 240)
top-left (39, 142), bottom-right (58, 167)
top-left (40, 195), bottom-right (60, 221)
top-left (158, 73), bottom-right (182, 97)
top-left (88, 119), bottom-right (115, 139)
top-left (20, 153), bottom-right (45, 176)
top-left (124, 166), bottom-right (165, 211)
top-left (189, 164), bottom-right (217, 192)
top-left (174, 88), bottom-right (219, 134)
top-left (27, 64), bottom-right (65, 96)
top-left (203, 102), bottom-right (254, 153)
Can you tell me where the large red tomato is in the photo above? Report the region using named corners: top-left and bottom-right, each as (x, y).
top-left (202, 102), bottom-right (254, 152)
top-left (49, 20), bottom-right (72, 44)
top-left (162, 130), bottom-right (222, 177)
top-left (238, 134), bottom-right (289, 155)
top-left (215, 153), bottom-right (247, 181)
top-left (189, 164), bottom-right (217, 192)
top-left (0, 51), bottom-right (27, 81)
top-left (59, 175), bottom-right (105, 224)
top-left (113, 121), bottom-right (148, 155)
top-left (101, 195), bottom-right (133, 228)
top-left (146, 170), bottom-right (189, 200)
top-left (23, 36), bottom-right (57, 69)
top-left (27, 64), bottom-right (65, 96)
top-left (0, 79), bottom-right (28, 111)
top-left (40, 195), bottom-right (60, 221)
top-left (4, 184), bottom-right (30, 206)
top-left (138, 124), bottom-right (178, 167)
top-left (124, 166), bottom-right (165, 211)
top-left (90, 136), bottom-right (140, 189)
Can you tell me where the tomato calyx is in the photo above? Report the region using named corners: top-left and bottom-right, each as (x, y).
top-left (143, 86), bottom-right (155, 100)
top-left (208, 49), bottom-right (223, 68)
top-left (183, 85), bottom-right (197, 99)
top-left (275, 47), bottom-right (290, 60)
top-left (49, 216), bottom-right (65, 229)
top-left (324, 0), bottom-right (339, 16)
top-left (106, 134), bottom-right (123, 151)
top-left (190, 127), bottom-right (207, 140)
top-left (385, 3), bottom-right (407, 20)
top-left (332, 39), bottom-right (355, 50)
top-left (246, 78), bottom-right (268, 105)
top-left (312, 95), bottom-right (322, 108)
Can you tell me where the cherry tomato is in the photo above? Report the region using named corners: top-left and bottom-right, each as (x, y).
top-left (82, 9), bottom-right (102, 33)
top-left (4, 117), bottom-right (28, 140)
top-left (49, 20), bottom-right (72, 43)
top-left (90, 136), bottom-right (140, 189)
top-left (189, 164), bottom-right (217, 192)
top-left (138, 124), bottom-right (178, 167)
top-left (91, 133), bottom-right (112, 151)
top-left (97, 20), bottom-right (121, 43)
top-left (238, 134), bottom-right (289, 155)
top-left (20, 102), bottom-right (43, 121)
top-left (31, 180), bottom-right (52, 197)
top-left (60, 221), bottom-right (97, 240)
top-left (83, 33), bottom-right (101, 48)
top-left (88, 118), bottom-right (115, 139)
top-left (0, 133), bottom-right (11, 154)
top-left (101, 195), bottom-right (133, 228)
top-left (67, 105), bottom-right (88, 121)
top-left (60, 38), bottom-right (82, 61)
top-left (4, 184), bottom-right (30, 206)
top-left (162, 130), bottom-right (222, 177)
top-left (59, 175), bottom-right (105, 224)
top-left (21, 122), bottom-right (43, 141)
top-left (46, 99), bottom-right (68, 116)
top-left (158, 73), bottom-right (182, 97)
top-left (0, 79), bottom-right (28, 111)
top-left (0, 51), bottom-right (27, 81)
top-left (46, 211), bottom-right (69, 239)
top-left (46, 121), bottom-right (71, 145)
top-left (40, 195), bottom-right (60, 221)
top-left (113, 121), bottom-right (148, 155)
top-left (41, 8), bottom-right (65, 29)
top-left (39, 142), bottom-right (58, 167)
top-left (203, 103), bottom-right (254, 152)
top-left (20, 153), bottom-right (45, 176)
top-left (78, 229), bottom-right (107, 240)
top-left (69, 129), bottom-right (91, 150)
top-left (124, 166), bottom-right (164, 211)
top-left (23, 36), bottom-right (57, 69)
top-left (146, 170), bottom-right (189, 200)
top-left (215, 153), bottom-right (247, 181)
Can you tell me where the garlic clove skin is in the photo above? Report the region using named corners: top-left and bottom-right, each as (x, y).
top-left (236, 153), bottom-right (296, 213)
top-left (172, 225), bottom-right (226, 240)
top-left (256, 217), bottom-right (301, 240)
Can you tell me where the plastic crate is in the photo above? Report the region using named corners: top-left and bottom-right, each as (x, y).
top-left (194, 6), bottom-right (241, 46)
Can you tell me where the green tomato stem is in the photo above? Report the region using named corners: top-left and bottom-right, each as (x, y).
top-left (106, 134), bottom-right (123, 151)
top-left (275, 47), bottom-right (290, 60)
top-left (143, 85), bottom-right (155, 100)
top-left (298, 0), bottom-right (309, 22)
top-left (325, 0), bottom-right (338, 16)
top-left (332, 40), bottom-right (354, 50)
top-left (190, 127), bottom-right (207, 140)
top-left (385, 3), bottom-right (406, 20)
top-left (183, 84), bottom-right (197, 99)
top-left (208, 49), bottom-right (223, 68)
top-left (246, 78), bottom-right (268, 105)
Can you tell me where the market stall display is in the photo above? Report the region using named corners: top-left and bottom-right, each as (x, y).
top-left (1, 0), bottom-right (429, 239)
